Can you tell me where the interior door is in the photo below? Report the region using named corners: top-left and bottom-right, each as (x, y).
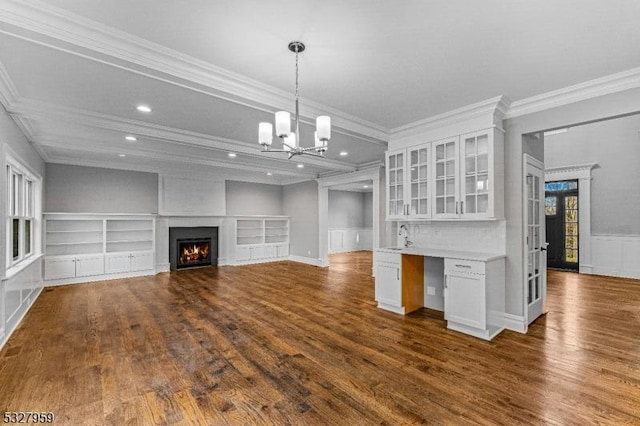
top-left (545, 181), bottom-right (579, 270)
top-left (524, 155), bottom-right (547, 325)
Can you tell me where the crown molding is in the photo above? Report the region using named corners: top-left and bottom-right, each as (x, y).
top-left (545, 163), bottom-right (597, 180)
top-left (390, 95), bottom-right (511, 139)
top-left (506, 67), bottom-right (640, 119)
top-left (34, 134), bottom-right (319, 179)
top-left (0, 60), bottom-right (19, 108)
top-left (8, 98), bottom-right (357, 173)
top-left (0, 0), bottom-right (389, 144)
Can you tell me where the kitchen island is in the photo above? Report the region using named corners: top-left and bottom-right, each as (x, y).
top-left (374, 247), bottom-right (506, 340)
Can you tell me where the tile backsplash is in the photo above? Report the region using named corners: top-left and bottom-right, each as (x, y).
top-left (400, 220), bottom-right (506, 253)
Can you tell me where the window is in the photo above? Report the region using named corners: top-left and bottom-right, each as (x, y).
top-left (6, 154), bottom-right (40, 270)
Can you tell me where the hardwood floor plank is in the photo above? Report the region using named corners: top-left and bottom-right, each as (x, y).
top-left (1, 252), bottom-right (639, 424)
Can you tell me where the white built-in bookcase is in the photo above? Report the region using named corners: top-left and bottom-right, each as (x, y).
top-left (234, 217), bottom-right (289, 264)
top-left (43, 213), bottom-right (156, 285)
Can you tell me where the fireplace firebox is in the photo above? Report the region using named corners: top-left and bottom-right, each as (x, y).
top-left (177, 238), bottom-right (211, 269)
top-left (169, 227), bottom-right (218, 271)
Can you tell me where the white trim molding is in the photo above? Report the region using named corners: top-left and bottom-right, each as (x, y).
top-left (0, 0), bottom-right (389, 144)
top-left (317, 166), bottom-right (382, 266)
top-left (503, 313), bottom-right (527, 333)
top-left (545, 163), bottom-right (597, 274)
top-left (506, 67), bottom-right (640, 119)
top-left (288, 255), bottom-right (327, 268)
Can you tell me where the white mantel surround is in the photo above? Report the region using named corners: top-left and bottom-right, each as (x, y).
top-left (156, 216), bottom-right (233, 272)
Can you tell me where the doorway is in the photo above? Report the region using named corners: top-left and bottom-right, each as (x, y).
top-left (544, 180), bottom-right (579, 271)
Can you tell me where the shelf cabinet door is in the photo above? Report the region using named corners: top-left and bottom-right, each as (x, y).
top-left (386, 150), bottom-right (407, 220)
top-left (375, 262), bottom-right (402, 307)
top-left (445, 272), bottom-right (486, 329)
top-left (236, 246), bottom-right (252, 262)
top-left (276, 244), bottom-right (289, 258)
top-left (433, 137), bottom-right (460, 219)
top-left (264, 245), bottom-right (277, 259)
top-left (407, 144), bottom-right (431, 219)
top-left (130, 251), bottom-right (154, 272)
top-left (75, 254), bottom-right (105, 278)
top-left (251, 246), bottom-right (265, 260)
top-left (105, 253), bottom-right (131, 274)
top-left (460, 130), bottom-right (492, 218)
top-left (44, 256), bottom-right (76, 280)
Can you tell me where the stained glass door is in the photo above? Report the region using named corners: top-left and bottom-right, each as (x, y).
top-left (544, 180), bottom-right (579, 270)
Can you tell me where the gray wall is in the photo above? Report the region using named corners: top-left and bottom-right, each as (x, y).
top-left (363, 192), bottom-right (373, 228)
top-left (226, 180), bottom-right (283, 215)
top-left (45, 164), bottom-right (158, 213)
top-left (328, 190), bottom-right (371, 229)
top-left (283, 180), bottom-right (319, 259)
top-left (545, 114), bottom-right (640, 235)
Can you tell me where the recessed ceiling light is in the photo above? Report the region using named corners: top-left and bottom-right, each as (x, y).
top-left (339, 151), bottom-right (348, 156)
top-left (119, 154), bottom-right (126, 157)
top-left (228, 152), bottom-right (237, 158)
top-left (267, 172), bottom-right (273, 176)
top-left (125, 135), bottom-right (137, 142)
top-left (136, 105), bottom-right (152, 113)
top-left (363, 185), bottom-right (369, 188)
top-left (297, 164), bottom-right (304, 168)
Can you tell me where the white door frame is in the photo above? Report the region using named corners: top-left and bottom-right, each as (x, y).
top-left (544, 163), bottom-right (597, 274)
top-left (523, 154), bottom-right (547, 327)
top-left (317, 166), bottom-right (383, 267)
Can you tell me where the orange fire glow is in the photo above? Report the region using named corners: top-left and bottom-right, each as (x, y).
top-left (179, 243), bottom-right (210, 264)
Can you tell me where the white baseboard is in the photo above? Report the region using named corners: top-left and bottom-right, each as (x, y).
top-left (232, 256), bottom-right (289, 266)
top-left (44, 269), bottom-right (156, 287)
top-left (579, 264), bottom-right (593, 274)
top-left (503, 313), bottom-right (527, 333)
top-left (329, 248), bottom-right (373, 254)
top-left (156, 263), bottom-right (170, 273)
top-left (288, 255), bottom-right (327, 267)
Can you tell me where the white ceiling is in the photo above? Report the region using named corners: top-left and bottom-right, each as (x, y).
top-left (0, 0), bottom-right (639, 183)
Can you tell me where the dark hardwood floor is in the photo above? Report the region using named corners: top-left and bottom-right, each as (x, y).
top-left (1, 252), bottom-right (639, 425)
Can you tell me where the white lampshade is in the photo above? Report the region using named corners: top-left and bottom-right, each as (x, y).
top-left (316, 116), bottom-right (331, 141)
top-left (275, 111), bottom-right (291, 137)
top-left (283, 133), bottom-right (297, 151)
top-left (258, 122), bottom-right (273, 146)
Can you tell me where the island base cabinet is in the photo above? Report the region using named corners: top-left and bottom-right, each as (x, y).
top-left (444, 258), bottom-right (505, 340)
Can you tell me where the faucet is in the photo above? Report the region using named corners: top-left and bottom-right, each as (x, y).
top-left (398, 224), bottom-right (413, 248)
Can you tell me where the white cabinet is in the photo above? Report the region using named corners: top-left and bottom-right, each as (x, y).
top-left (374, 251), bottom-right (425, 315)
top-left (105, 251), bottom-right (154, 274)
top-left (234, 217), bottom-right (289, 264)
top-left (387, 145), bottom-right (432, 220)
top-left (44, 214), bottom-right (156, 285)
top-left (375, 252), bottom-right (402, 311)
top-left (386, 128), bottom-right (503, 221)
top-left (444, 257), bottom-right (505, 340)
top-left (44, 254), bottom-right (104, 281)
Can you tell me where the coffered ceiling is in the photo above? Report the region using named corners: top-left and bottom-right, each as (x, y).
top-left (0, 0), bottom-right (639, 183)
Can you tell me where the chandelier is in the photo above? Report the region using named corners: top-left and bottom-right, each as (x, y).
top-left (259, 41), bottom-right (331, 159)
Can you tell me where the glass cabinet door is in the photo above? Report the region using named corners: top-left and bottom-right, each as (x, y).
top-left (461, 131), bottom-right (491, 217)
top-left (386, 150), bottom-right (405, 219)
top-left (433, 138), bottom-right (459, 218)
top-left (408, 145), bottom-right (430, 218)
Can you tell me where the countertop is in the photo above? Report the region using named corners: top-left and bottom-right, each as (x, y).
top-left (376, 246), bottom-right (506, 262)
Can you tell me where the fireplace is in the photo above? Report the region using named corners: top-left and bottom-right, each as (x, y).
top-left (177, 238), bottom-right (211, 269)
top-left (169, 227), bottom-right (218, 270)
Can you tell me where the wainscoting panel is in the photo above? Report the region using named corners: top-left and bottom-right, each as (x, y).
top-left (591, 235), bottom-right (640, 279)
top-left (1, 257), bottom-right (43, 349)
top-left (329, 228), bottom-right (373, 253)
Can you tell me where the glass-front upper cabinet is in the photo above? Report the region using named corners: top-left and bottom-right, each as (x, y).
top-left (433, 137), bottom-right (460, 219)
top-left (459, 129), bottom-right (502, 219)
top-left (386, 150), bottom-right (406, 220)
top-left (408, 145), bottom-right (431, 218)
